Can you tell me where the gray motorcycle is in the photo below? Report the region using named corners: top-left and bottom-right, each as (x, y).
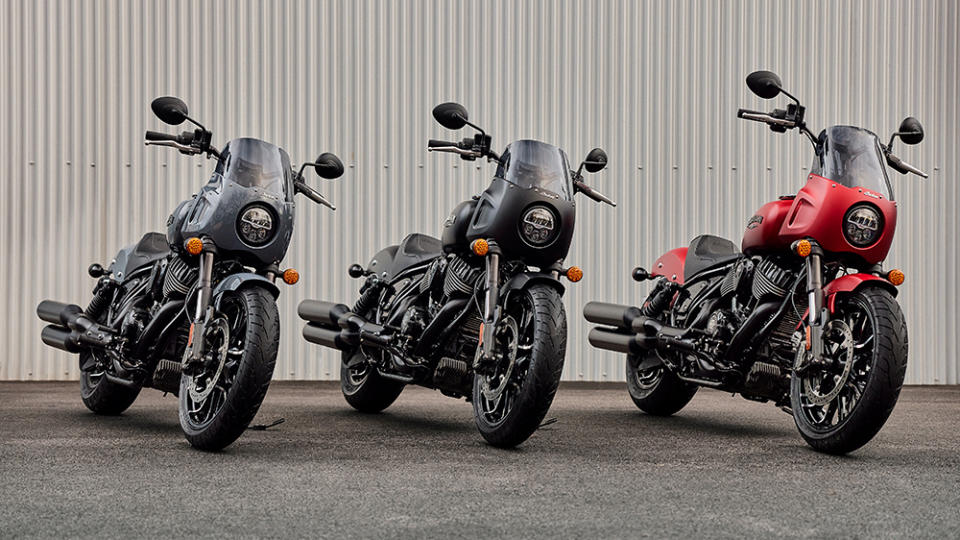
top-left (37, 96), bottom-right (344, 450)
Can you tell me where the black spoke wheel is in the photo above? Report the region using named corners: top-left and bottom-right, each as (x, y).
top-left (472, 284), bottom-right (566, 448)
top-left (179, 287), bottom-right (279, 451)
top-left (790, 287), bottom-right (908, 454)
top-left (79, 349), bottom-right (141, 415)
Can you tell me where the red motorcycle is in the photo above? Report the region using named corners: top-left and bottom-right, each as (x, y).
top-left (584, 71), bottom-right (927, 454)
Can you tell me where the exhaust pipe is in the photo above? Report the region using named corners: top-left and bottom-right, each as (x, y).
top-left (588, 327), bottom-right (641, 354)
top-left (298, 300), bottom-right (351, 327)
top-left (298, 299), bottom-right (394, 351)
top-left (36, 299), bottom-right (115, 352)
top-left (583, 301), bottom-right (642, 330)
top-left (302, 323), bottom-right (352, 350)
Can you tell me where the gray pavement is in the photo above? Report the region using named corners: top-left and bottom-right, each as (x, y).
top-left (1, 381), bottom-right (958, 539)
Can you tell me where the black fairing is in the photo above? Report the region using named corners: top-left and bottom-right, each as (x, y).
top-left (467, 177), bottom-right (575, 267)
top-left (368, 234), bottom-right (443, 280)
top-left (167, 138), bottom-right (295, 267)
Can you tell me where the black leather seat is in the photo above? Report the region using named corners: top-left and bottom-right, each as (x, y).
top-left (684, 234), bottom-right (740, 281)
top-left (374, 233), bottom-right (443, 280)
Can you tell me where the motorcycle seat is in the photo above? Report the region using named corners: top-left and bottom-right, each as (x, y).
top-left (684, 234), bottom-right (740, 281)
top-left (375, 233), bottom-right (443, 280)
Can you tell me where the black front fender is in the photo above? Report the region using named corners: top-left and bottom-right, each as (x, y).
top-left (213, 273), bottom-right (280, 304)
top-left (501, 272), bottom-right (565, 297)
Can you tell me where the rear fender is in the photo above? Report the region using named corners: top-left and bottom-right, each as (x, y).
top-left (651, 247), bottom-right (687, 285)
top-left (823, 273), bottom-right (897, 312)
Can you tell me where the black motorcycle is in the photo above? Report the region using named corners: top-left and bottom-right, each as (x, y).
top-left (298, 103), bottom-right (614, 447)
top-left (37, 96), bottom-right (344, 450)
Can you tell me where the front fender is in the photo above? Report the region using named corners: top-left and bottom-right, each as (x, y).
top-left (824, 273), bottom-right (897, 312)
top-left (213, 273), bottom-right (280, 303)
top-left (501, 272), bottom-right (565, 296)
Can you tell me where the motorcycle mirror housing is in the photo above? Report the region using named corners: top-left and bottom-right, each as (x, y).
top-left (896, 117), bottom-right (924, 145)
top-left (582, 148), bottom-right (608, 173)
top-left (746, 70), bottom-right (783, 100)
top-left (151, 96), bottom-right (190, 125)
top-left (314, 152), bottom-right (345, 179)
top-left (432, 102), bottom-right (469, 130)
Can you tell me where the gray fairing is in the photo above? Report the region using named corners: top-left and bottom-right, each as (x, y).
top-left (109, 232), bottom-right (170, 282)
top-left (167, 138), bottom-right (295, 268)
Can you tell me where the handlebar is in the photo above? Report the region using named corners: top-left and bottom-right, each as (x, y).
top-left (428, 139), bottom-right (459, 148)
top-left (574, 179), bottom-right (617, 207)
top-left (736, 108), bottom-right (796, 128)
top-left (886, 152), bottom-right (929, 178)
top-left (294, 179), bottom-right (336, 210)
top-left (145, 130), bottom-right (177, 142)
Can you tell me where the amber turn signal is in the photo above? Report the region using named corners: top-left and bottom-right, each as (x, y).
top-left (565, 266), bottom-right (583, 282)
top-left (887, 269), bottom-right (905, 286)
top-left (794, 239), bottom-right (812, 257)
top-left (282, 268), bottom-right (300, 285)
top-left (185, 237), bottom-right (204, 255)
top-left (471, 239), bottom-right (489, 256)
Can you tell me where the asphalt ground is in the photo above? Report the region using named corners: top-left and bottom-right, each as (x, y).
top-left (1, 381), bottom-right (958, 539)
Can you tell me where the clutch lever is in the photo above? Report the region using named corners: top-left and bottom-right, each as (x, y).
top-left (295, 179), bottom-right (337, 210)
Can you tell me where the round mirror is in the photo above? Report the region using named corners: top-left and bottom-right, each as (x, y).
top-left (314, 152), bottom-right (345, 179)
top-left (432, 102), bottom-right (469, 130)
top-left (898, 117), bottom-right (924, 145)
top-left (583, 148), bottom-right (608, 173)
top-left (745, 71), bottom-right (783, 100)
top-left (151, 96), bottom-right (189, 125)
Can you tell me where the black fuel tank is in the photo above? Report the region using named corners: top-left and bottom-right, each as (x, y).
top-left (442, 199), bottom-right (478, 253)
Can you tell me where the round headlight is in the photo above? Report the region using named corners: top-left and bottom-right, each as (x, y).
top-left (238, 205), bottom-right (274, 246)
top-left (843, 204), bottom-right (883, 247)
top-left (519, 206), bottom-right (558, 247)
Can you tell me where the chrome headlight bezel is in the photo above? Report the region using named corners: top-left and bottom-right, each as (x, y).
top-left (519, 205), bottom-right (558, 247)
top-left (237, 204), bottom-right (275, 246)
top-left (843, 204), bottom-right (883, 248)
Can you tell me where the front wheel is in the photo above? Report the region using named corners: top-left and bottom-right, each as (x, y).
top-left (179, 287), bottom-right (279, 451)
top-left (790, 287), bottom-right (908, 454)
top-left (472, 284), bottom-right (566, 448)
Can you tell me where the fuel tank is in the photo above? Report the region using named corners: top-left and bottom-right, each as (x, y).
top-left (442, 199), bottom-right (477, 254)
top-left (741, 198), bottom-right (793, 254)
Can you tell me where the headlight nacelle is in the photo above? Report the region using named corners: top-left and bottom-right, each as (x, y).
top-left (843, 204), bottom-right (883, 248)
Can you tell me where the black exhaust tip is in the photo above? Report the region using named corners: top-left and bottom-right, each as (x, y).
top-left (302, 323), bottom-right (350, 350)
top-left (41, 325), bottom-right (81, 353)
top-left (583, 301), bottom-right (642, 330)
top-left (587, 327), bottom-right (640, 354)
top-left (298, 300), bottom-right (351, 327)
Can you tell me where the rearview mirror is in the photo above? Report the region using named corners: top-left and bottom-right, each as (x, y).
top-left (314, 153), bottom-right (345, 179)
top-left (897, 117), bottom-right (924, 145)
top-left (746, 71), bottom-right (783, 100)
top-left (582, 148), bottom-right (608, 173)
top-left (432, 102), bottom-right (469, 130)
top-left (151, 96), bottom-right (189, 125)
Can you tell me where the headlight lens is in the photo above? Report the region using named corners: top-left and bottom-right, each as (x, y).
top-left (519, 206), bottom-right (557, 246)
top-left (843, 204), bottom-right (883, 247)
top-left (238, 205), bottom-right (274, 246)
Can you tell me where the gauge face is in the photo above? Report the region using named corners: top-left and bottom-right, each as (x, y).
top-left (519, 205), bottom-right (557, 246)
top-left (843, 204), bottom-right (882, 247)
top-left (238, 205), bottom-right (274, 246)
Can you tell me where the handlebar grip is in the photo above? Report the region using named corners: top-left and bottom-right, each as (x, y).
top-left (428, 139), bottom-right (460, 148)
top-left (737, 108), bottom-right (765, 119)
top-left (145, 130), bottom-right (177, 141)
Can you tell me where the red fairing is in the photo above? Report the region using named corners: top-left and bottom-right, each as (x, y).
top-left (742, 174), bottom-right (898, 264)
top-left (823, 273), bottom-right (898, 311)
top-left (651, 247), bottom-right (687, 285)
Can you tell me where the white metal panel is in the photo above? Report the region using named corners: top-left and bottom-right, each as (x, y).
top-left (1, 0), bottom-right (956, 383)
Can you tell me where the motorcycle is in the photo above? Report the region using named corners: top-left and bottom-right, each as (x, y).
top-left (298, 102), bottom-right (615, 447)
top-left (583, 71), bottom-right (926, 454)
top-left (37, 96), bottom-right (345, 450)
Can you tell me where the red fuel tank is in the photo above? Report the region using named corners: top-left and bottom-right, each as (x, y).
top-left (741, 198), bottom-right (793, 254)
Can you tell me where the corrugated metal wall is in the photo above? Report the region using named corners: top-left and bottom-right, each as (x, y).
top-left (2, 0), bottom-right (956, 383)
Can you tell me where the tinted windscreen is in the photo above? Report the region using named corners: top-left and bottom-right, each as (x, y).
top-left (811, 126), bottom-right (893, 199)
top-left (216, 138), bottom-right (291, 195)
top-left (495, 140), bottom-right (572, 199)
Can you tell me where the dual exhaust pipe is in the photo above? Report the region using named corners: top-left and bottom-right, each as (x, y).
top-left (298, 300), bottom-right (392, 351)
top-left (37, 300), bottom-right (115, 353)
top-left (583, 301), bottom-right (694, 355)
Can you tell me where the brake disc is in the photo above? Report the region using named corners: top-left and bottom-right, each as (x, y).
top-left (187, 317), bottom-right (230, 403)
top-left (799, 319), bottom-right (854, 406)
top-left (479, 315), bottom-right (519, 402)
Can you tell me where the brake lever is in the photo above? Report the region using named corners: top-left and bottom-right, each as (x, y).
top-left (144, 140), bottom-right (201, 154)
top-left (426, 146), bottom-right (482, 159)
top-left (886, 152), bottom-right (928, 178)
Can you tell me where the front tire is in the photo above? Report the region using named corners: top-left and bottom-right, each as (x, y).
top-left (179, 287), bottom-right (279, 451)
top-left (625, 356), bottom-right (698, 416)
top-left (790, 287), bottom-right (908, 454)
top-left (79, 351), bottom-right (141, 415)
top-left (472, 284), bottom-right (566, 448)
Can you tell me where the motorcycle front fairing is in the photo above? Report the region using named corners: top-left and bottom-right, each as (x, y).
top-left (167, 138), bottom-right (295, 268)
top-left (466, 140), bottom-right (576, 267)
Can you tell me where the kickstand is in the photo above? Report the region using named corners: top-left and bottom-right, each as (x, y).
top-left (538, 417), bottom-right (558, 429)
top-left (247, 418), bottom-right (285, 431)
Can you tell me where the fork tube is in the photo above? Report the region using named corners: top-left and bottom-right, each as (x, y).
top-left (481, 251), bottom-right (501, 360)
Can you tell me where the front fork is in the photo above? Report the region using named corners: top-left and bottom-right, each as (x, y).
top-left (803, 245), bottom-right (829, 363)
top-left (478, 246), bottom-right (501, 366)
top-left (184, 249), bottom-right (216, 368)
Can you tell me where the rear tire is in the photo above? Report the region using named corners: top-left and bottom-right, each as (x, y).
top-left (473, 284), bottom-right (566, 448)
top-left (791, 287), bottom-right (907, 454)
top-left (179, 287), bottom-right (279, 451)
top-left (340, 356), bottom-right (406, 413)
top-left (625, 356), bottom-right (698, 416)
top-left (80, 353), bottom-right (141, 415)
